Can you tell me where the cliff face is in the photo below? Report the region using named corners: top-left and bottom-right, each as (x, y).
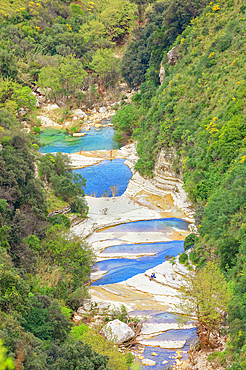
top-left (124, 146), bottom-right (194, 222)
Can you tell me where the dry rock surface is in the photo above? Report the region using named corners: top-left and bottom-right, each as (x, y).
top-left (101, 319), bottom-right (135, 344)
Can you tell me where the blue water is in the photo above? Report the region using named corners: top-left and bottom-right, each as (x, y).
top-left (129, 310), bottom-right (179, 324)
top-left (101, 241), bottom-right (183, 255)
top-left (74, 159), bottom-right (132, 197)
top-left (40, 126), bottom-right (118, 153)
top-left (91, 241), bottom-right (184, 285)
top-left (100, 218), bottom-right (188, 233)
top-left (139, 328), bottom-right (197, 370)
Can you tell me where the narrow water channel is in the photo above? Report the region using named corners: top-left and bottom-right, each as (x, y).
top-left (40, 125), bottom-right (196, 369)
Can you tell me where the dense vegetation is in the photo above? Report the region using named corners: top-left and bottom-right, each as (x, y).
top-left (1, 0), bottom-right (246, 367)
top-left (0, 1), bottom-right (139, 368)
top-left (121, 0), bottom-right (209, 87)
top-left (0, 0), bottom-right (137, 110)
top-left (113, 0), bottom-right (246, 367)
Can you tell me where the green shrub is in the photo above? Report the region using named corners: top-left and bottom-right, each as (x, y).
top-left (184, 233), bottom-right (199, 251)
top-left (70, 326), bottom-right (129, 370)
top-left (179, 253), bottom-right (188, 264)
top-left (189, 250), bottom-right (200, 265)
top-left (47, 214), bottom-right (71, 228)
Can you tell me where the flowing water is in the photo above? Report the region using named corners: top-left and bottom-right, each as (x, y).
top-left (92, 240), bottom-right (184, 285)
top-left (40, 124), bottom-right (196, 369)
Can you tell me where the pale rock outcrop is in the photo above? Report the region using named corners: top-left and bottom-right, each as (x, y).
top-left (101, 319), bottom-right (135, 344)
top-left (124, 147), bottom-right (194, 221)
top-left (43, 103), bottom-right (60, 111)
top-left (167, 45), bottom-right (179, 66)
top-left (19, 107), bottom-right (27, 116)
top-left (36, 115), bottom-right (60, 127)
top-left (99, 106), bottom-right (107, 113)
top-left (72, 109), bottom-right (87, 119)
top-left (142, 358), bottom-right (156, 366)
top-left (159, 62), bottom-right (165, 85)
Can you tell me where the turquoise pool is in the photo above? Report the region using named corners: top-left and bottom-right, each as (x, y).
top-left (40, 126), bottom-right (119, 153)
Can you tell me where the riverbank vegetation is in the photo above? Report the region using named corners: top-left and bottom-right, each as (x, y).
top-left (0, 112), bottom-right (133, 368)
top-left (1, 0), bottom-right (246, 367)
top-left (112, 0), bottom-right (246, 367)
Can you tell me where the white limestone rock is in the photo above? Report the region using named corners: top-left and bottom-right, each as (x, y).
top-left (141, 358), bottom-right (156, 366)
top-left (43, 103), bottom-right (60, 110)
top-left (99, 106), bottom-right (107, 113)
top-left (72, 109), bottom-right (87, 119)
top-left (101, 319), bottom-right (134, 344)
top-left (37, 116), bottom-right (59, 127)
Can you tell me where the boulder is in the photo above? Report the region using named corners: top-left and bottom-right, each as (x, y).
top-left (72, 109), bottom-right (87, 119)
top-left (19, 107), bottom-right (27, 116)
top-left (141, 358), bottom-right (156, 366)
top-left (99, 106), bottom-right (107, 113)
top-left (167, 46), bottom-right (179, 66)
top-left (101, 319), bottom-right (135, 344)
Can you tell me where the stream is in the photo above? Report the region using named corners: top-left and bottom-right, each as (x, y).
top-left (40, 124), bottom-right (197, 369)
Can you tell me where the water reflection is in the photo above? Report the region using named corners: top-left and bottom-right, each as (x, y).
top-left (40, 126), bottom-right (118, 153)
top-left (74, 159), bottom-right (132, 197)
top-left (91, 241), bottom-right (184, 285)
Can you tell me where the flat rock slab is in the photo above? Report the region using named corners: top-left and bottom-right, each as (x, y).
top-left (139, 339), bottom-right (186, 349)
top-left (140, 323), bottom-right (195, 337)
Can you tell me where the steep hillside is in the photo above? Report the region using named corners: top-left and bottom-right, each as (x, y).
top-left (113, 0), bottom-right (246, 366)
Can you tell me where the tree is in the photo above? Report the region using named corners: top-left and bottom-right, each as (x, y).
top-left (0, 49), bottom-right (17, 79)
top-left (0, 339), bottom-right (14, 370)
top-left (89, 49), bottom-right (119, 92)
top-left (176, 261), bottom-right (231, 346)
top-left (38, 56), bottom-right (87, 102)
top-left (111, 104), bottom-right (139, 144)
top-left (23, 295), bottom-right (71, 343)
top-left (46, 340), bottom-right (111, 370)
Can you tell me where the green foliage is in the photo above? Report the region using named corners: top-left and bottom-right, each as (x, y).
top-left (70, 326), bottom-right (129, 370)
top-left (38, 151), bottom-right (87, 204)
top-left (122, 0), bottom-right (209, 87)
top-left (184, 233), bottom-right (199, 251)
top-left (127, 0), bottom-right (246, 359)
top-left (39, 56), bottom-right (87, 102)
top-left (90, 48), bottom-right (119, 90)
top-left (112, 104), bottom-right (139, 144)
top-left (70, 197), bottom-right (88, 216)
top-left (189, 250), bottom-right (199, 265)
top-left (46, 340), bottom-right (112, 370)
top-left (0, 79), bottom-right (36, 112)
top-left (0, 109), bottom-right (19, 129)
top-left (23, 295), bottom-right (71, 343)
top-left (47, 214), bottom-right (71, 228)
top-left (178, 252), bottom-right (188, 264)
top-left (177, 262), bottom-right (231, 344)
top-left (0, 339), bottom-right (14, 370)
top-left (0, 49), bottom-right (17, 79)
top-left (0, 267), bottom-right (30, 314)
top-left (27, 226), bottom-right (94, 302)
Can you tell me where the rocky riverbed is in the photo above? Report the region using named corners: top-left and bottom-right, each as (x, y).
top-left (69, 142), bottom-right (197, 369)
top-left (36, 99), bottom-right (198, 368)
